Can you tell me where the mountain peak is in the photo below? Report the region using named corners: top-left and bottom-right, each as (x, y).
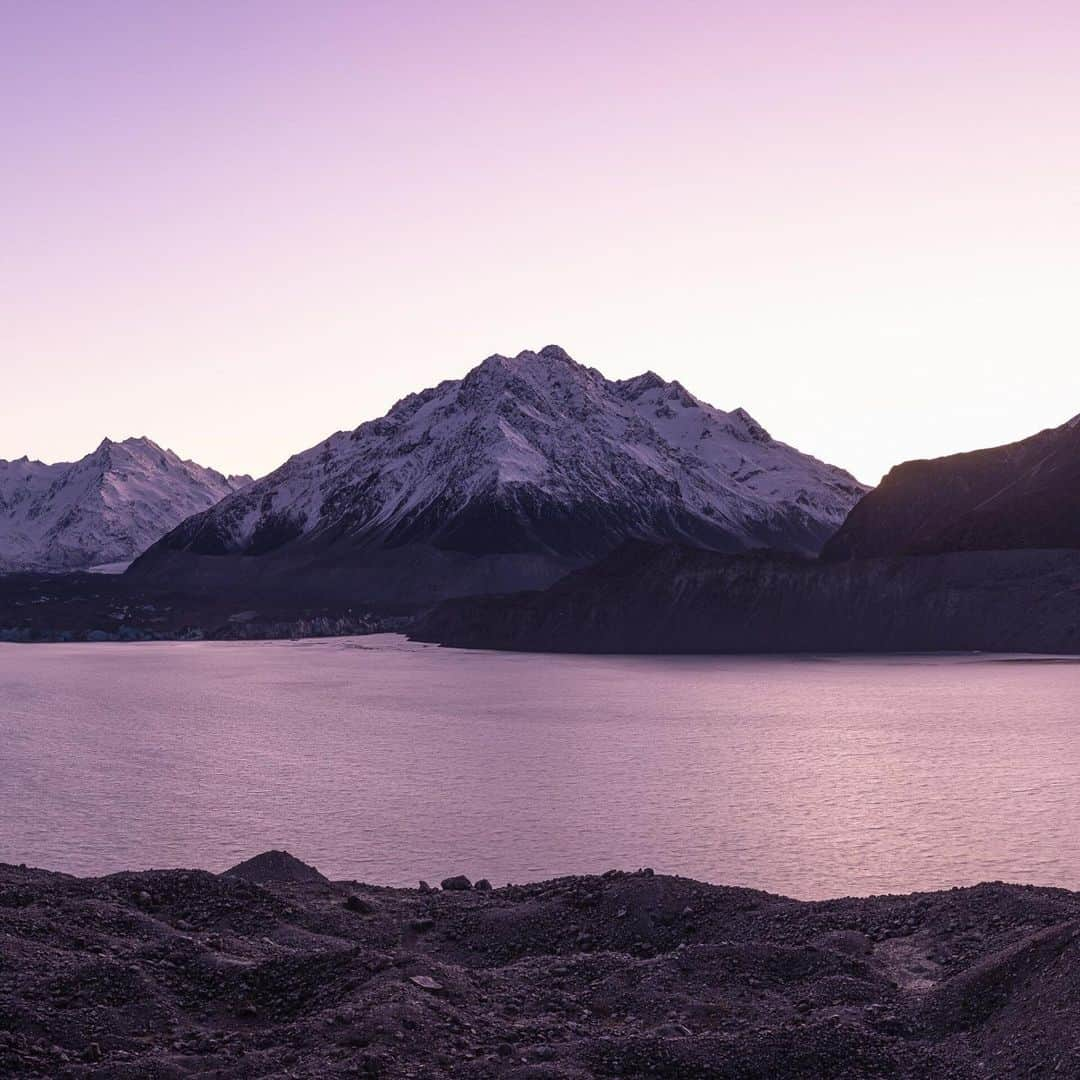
top-left (136, 345), bottom-right (868, 595)
top-left (0, 437), bottom-right (244, 572)
top-left (615, 371), bottom-right (669, 399)
top-left (730, 407), bottom-right (771, 442)
top-left (477, 344), bottom-right (582, 372)
top-left (94, 435), bottom-right (161, 458)
top-left (537, 344), bottom-right (573, 363)
top-left (462, 347), bottom-right (600, 407)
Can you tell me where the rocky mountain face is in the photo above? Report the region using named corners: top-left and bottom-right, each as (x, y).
top-left (130, 346), bottom-right (865, 604)
top-left (411, 541), bottom-right (1080, 654)
top-left (825, 414), bottom-right (1080, 561)
top-left (0, 438), bottom-right (250, 572)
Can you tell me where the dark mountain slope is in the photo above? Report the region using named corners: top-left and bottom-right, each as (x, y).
top-left (825, 415), bottom-right (1080, 561)
top-left (411, 541), bottom-right (1080, 654)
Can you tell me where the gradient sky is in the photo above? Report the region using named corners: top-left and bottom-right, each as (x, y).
top-left (3, 1), bottom-right (1078, 484)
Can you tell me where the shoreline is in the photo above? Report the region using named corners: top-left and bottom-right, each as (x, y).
top-left (3, 851), bottom-right (1078, 1077)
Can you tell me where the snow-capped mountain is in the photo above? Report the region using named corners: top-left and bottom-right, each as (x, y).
top-left (0, 437), bottom-right (250, 572)
top-left (132, 347), bottom-right (865, 603)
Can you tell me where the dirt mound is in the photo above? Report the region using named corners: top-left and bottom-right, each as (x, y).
top-left (221, 849), bottom-right (328, 884)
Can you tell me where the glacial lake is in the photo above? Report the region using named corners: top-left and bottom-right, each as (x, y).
top-left (2, 635), bottom-right (1079, 899)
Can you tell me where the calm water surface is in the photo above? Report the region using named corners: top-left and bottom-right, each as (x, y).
top-left (2, 635), bottom-right (1079, 898)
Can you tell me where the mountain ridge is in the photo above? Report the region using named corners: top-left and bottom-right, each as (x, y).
top-left (824, 412), bottom-right (1080, 560)
top-left (0, 437), bottom-right (249, 572)
top-left (129, 345), bottom-right (867, 605)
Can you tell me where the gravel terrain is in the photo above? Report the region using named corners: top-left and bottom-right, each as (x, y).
top-left (3, 851), bottom-right (1080, 1077)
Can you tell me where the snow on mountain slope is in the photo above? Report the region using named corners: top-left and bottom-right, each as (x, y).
top-left (140, 346), bottom-right (866, 574)
top-left (0, 438), bottom-right (250, 572)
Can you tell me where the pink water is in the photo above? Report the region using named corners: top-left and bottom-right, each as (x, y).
top-left (2, 635), bottom-right (1078, 898)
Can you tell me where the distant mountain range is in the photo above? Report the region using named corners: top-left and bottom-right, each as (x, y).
top-left (824, 413), bottom-right (1080, 560)
top-left (127, 345), bottom-right (867, 605)
top-left (5, 349), bottom-right (1078, 652)
top-left (0, 438), bottom-right (249, 573)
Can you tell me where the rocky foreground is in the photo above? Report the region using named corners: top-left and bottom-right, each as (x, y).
top-left (3, 853), bottom-right (1080, 1078)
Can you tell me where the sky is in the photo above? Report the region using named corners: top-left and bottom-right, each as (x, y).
top-left (3, 1), bottom-right (1078, 485)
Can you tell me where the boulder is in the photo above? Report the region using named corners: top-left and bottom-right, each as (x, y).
top-left (441, 875), bottom-right (472, 891)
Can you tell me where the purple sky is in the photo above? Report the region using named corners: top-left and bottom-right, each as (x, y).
top-left (4, 1), bottom-right (1079, 483)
